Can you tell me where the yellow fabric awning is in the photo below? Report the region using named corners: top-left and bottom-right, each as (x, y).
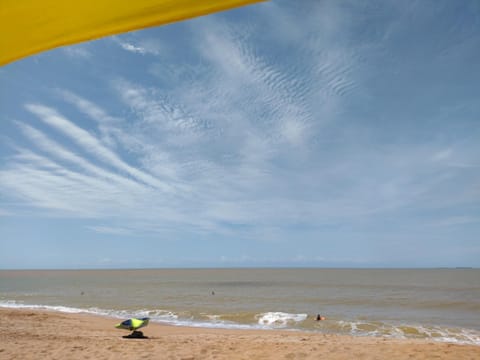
top-left (0, 0), bottom-right (265, 66)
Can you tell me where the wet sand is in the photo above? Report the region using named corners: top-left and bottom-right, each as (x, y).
top-left (0, 308), bottom-right (478, 359)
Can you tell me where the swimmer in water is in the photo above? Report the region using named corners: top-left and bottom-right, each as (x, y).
top-left (316, 314), bottom-right (325, 321)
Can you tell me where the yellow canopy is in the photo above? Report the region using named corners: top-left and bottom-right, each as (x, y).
top-left (0, 0), bottom-right (265, 66)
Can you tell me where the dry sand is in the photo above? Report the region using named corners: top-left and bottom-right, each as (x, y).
top-left (0, 308), bottom-right (479, 359)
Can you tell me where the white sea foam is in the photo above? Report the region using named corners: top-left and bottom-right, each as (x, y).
top-left (0, 300), bottom-right (87, 314)
top-left (336, 319), bottom-right (480, 346)
top-left (413, 325), bottom-right (480, 345)
top-left (256, 312), bottom-right (308, 328)
top-left (0, 300), bottom-right (176, 323)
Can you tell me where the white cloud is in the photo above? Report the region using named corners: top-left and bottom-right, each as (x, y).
top-left (112, 37), bottom-right (162, 55)
top-left (63, 46), bottom-right (92, 60)
top-left (88, 226), bottom-right (133, 236)
top-left (56, 89), bottom-right (124, 148)
top-left (121, 42), bottom-right (147, 54)
top-left (58, 90), bottom-right (118, 125)
top-left (25, 103), bottom-right (174, 193)
top-left (15, 121), bottom-right (147, 194)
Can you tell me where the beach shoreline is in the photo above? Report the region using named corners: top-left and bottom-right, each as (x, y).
top-left (1, 308), bottom-right (479, 359)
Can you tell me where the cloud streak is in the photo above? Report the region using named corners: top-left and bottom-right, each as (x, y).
top-left (25, 103), bottom-right (174, 193)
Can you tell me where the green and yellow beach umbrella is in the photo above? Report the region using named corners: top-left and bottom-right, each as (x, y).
top-left (115, 317), bottom-right (150, 331)
top-left (0, 0), bottom-right (266, 66)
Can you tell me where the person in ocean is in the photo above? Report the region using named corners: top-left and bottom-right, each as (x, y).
top-left (316, 314), bottom-right (325, 321)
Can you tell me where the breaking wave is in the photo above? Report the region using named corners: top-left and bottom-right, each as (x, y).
top-left (1, 300), bottom-right (479, 345)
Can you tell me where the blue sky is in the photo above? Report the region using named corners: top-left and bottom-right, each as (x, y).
top-left (1, 0), bottom-right (479, 269)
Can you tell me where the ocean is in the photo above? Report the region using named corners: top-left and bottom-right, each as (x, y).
top-left (1, 268), bottom-right (479, 345)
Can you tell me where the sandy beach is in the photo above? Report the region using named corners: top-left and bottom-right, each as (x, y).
top-left (0, 309), bottom-right (478, 360)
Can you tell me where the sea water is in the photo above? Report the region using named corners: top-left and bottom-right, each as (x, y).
top-left (1, 268), bottom-right (479, 345)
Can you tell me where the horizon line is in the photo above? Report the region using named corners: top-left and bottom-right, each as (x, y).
top-left (0, 266), bottom-right (477, 271)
